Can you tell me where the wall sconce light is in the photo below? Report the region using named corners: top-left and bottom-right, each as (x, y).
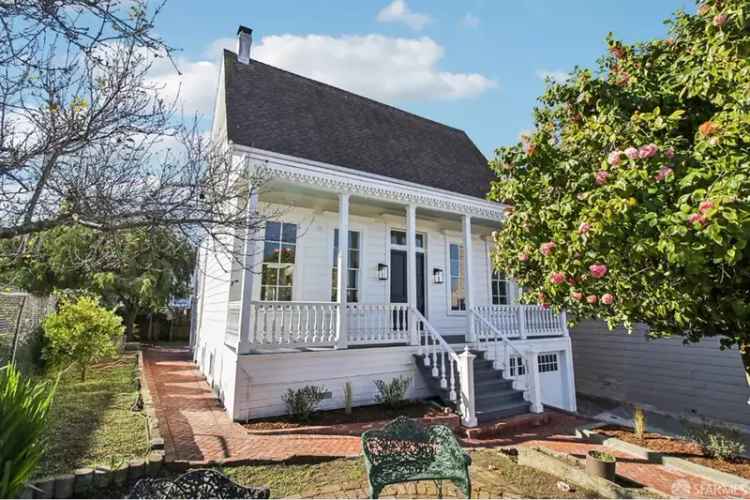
top-left (433, 268), bottom-right (444, 284)
top-left (377, 263), bottom-right (389, 281)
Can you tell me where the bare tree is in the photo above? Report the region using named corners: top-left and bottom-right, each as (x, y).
top-left (0, 0), bottom-right (262, 257)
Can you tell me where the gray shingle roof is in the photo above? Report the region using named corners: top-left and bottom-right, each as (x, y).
top-left (222, 50), bottom-right (492, 199)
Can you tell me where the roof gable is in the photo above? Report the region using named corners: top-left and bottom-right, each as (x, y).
top-left (222, 50), bottom-right (493, 199)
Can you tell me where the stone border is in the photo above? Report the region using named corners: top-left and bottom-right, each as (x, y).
top-left (244, 414), bottom-right (460, 437)
top-left (517, 446), bottom-right (665, 499)
top-left (20, 351), bottom-right (165, 499)
top-left (577, 426), bottom-right (750, 494)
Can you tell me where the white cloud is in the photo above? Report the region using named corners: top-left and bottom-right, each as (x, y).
top-left (147, 33), bottom-right (496, 117)
top-left (376, 0), bottom-right (431, 31)
top-left (462, 13), bottom-right (480, 28)
top-left (251, 34), bottom-right (495, 102)
top-left (536, 69), bottom-right (570, 84)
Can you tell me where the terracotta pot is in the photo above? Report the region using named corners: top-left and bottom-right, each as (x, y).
top-left (585, 450), bottom-right (616, 481)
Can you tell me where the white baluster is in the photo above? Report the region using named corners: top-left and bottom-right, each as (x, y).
top-left (449, 357), bottom-right (457, 401)
top-left (440, 350), bottom-right (447, 389)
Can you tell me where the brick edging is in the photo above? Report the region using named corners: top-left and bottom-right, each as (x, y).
top-left (21, 350), bottom-right (165, 499)
top-left (577, 426), bottom-right (750, 493)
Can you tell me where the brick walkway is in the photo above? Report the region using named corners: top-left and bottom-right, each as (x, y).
top-left (141, 346), bottom-right (360, 464)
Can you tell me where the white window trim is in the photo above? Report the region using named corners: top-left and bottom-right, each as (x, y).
top-left (445, 238), bottom-right (466, 316)
top-left (252, 217), bottom-right (305, 302)
top-left (385, 225), bottom-right (428, 314)
top-left (330, 226), bottom-right (365, 303)
top-left (484, 239), bottom-right (518, 305)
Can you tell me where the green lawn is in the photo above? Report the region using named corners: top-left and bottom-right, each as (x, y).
top-left (34, 353), bottom-right (149, 478)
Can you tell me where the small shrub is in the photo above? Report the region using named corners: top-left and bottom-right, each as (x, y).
top-left (633, 406), bottom-right (646, 440)
top-left (344, 381), bottom-right (353, 415)
top-left (373, 375), bottom-right (411, 409)
top-left (42, 296), bottom-right (124, 380)
top-left (282, 385), bottom-right (327, 421)
top-left (685, 420), bottom-right (746, 461)
top-left (589, 450), bottom-right (616, 463)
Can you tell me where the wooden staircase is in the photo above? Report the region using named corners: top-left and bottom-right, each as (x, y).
top-left (413, 349), bottom-right (530, 425)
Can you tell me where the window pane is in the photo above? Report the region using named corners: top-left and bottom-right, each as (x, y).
top-left (278, 265), bottom-right (294, 286)
top-left (261, 264), bottom-right (278, 285)
top-left (279, 243), bottom-right (296, 264)
top-left (416, 234), bottom-right (424, 248)
top-left (349, 231), bottom-right (359, 249)
top-left (260, 286), bottom-right (276, 301)
top-left (282, 223), bottom-right (297, 243)
top-left (264, 242), bottom-right (279, 263)
top-left (349, 249), bottom-right (359, 269)
top-left (348, 269), bottom-right (358, 288)
top-left (347, 289), bottom-right (358, 303)
top-left (391, 230), bottom-right (406, 246)
top-left (276, 287), bottom-right (292, 301)
top-left (450, 244), bottom-right (459, 260)
top-left (265, 222), bottom-right (281, 242)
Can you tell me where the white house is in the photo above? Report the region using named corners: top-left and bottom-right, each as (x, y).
top-left (190, 26), bottom-right (576, 427)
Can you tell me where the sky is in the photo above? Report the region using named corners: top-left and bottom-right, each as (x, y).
top-left (150, 0), bottom-right (695, 158)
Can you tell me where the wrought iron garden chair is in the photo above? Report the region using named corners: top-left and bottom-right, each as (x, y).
top-left (127, 468), bottom-right (270, 499)
top-left (361, 416), bottom-right (472, 498)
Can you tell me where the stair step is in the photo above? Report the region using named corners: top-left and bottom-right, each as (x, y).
top-left (475, 389), bottom-right (525, 407)
top-left (476, 402), bottom-right (531, 423)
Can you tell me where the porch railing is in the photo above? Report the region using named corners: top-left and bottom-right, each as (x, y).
top-left (226, 301), bottom-right (241, 344)
top-left (250, 301), bottom-right (339, 347)
top-left (473, 304), bottom-right (567, 338)
top-left (346, 303), bottom-right (410, 345)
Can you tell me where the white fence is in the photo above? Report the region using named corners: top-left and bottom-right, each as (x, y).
top-left (473, 305), bottom-right (566, 339)
top-left (346, 303), bottom-right (410, 345)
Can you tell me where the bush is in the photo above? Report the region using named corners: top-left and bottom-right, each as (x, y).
top-left (373, 375), bottom-right (411, 409)
top-left (282, 385), bottom-right (327, 421)
top-left (685, 420), bottom-right (746, 461)
top-left (42, 296), bottom-right (124, 381)
top-left (0, 364), bottom-right (57, 497)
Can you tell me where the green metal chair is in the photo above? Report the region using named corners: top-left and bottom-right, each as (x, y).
top-left (361, 416), bottom-right (472, 498)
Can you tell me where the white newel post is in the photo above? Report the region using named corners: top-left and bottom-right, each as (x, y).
top-left (336, 193), bottom-right (350, 349)
top-left (525, 349), bottom-right (544, 413)
top-left (518, 306), bottom-right (527, 340)
top-left (561, 309), bottom-right (570, 336)
top-left (406, 204), bottom-right (418, 346)
top-left (237, 187), bottom-right (260, 354)
top-left (462, 215), bottom-right (475, 344)
top-left (458, 346), bottom-right (477, 427)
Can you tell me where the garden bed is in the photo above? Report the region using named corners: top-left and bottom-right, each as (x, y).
top-left (34, 353), bottom-right (149, 478)
top-left (596, 425), bottom-right (750, 480)
top-left (243, 401), bottom-right (449, 430)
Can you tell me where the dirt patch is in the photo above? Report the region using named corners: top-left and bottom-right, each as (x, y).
top-left (597, 425), bottom-right (750, 480)
top-left (243, 402), bottom-right (450, 430)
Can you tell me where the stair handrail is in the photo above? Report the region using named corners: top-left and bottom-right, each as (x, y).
top-left (470, 307), bottom-right (543, 414)
top-left (410, 306), bottom-right (477, 426)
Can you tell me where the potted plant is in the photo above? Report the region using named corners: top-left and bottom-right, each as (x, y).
top-left (585, 450), bottom-right (616, 481)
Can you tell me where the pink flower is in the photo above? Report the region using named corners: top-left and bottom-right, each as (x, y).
top-left (586, 295), bottom-right (598, 304)
top-left (699, 200), bottom-right (715, 214)
top-left (638, 144), bottom-right (658, 159)
top-left (655, 166), bottom-right (673, 182)
top-left (589, 263), bottom-right (608, 279)
top-left (540, 241), bottom-right (556, 256)
top-left (607, 151), bottom-right (622, 166)
top-left (713, 13), bottom-right (728, 27)
top-left (624, 147), bottom-right (639, 160)
top-left (698, 3), bottom-right (710, 15)
top-left (578, 222), bottom-right (591, 235)
top-left (542, 303), bottom-right (550, 310)
top-left (595, 170), bottom-right (610, 186)
top-left (550, 272), bottom-right (565, 285)
top-left (518, 253), bottom-right (529, 262)
top-left (688, 213), bottom-right (707, 226)
top-left (571, 291), bottom-right (583, 301)
top-left (665, 147), bottom-right (675, 159)
top-left (567, 276), bottom-right (577, 286)
top-left (601, 293), bottom-right (614, 305)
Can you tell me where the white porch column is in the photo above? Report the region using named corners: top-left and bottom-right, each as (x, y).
top-left (525, 349), bottom-right (544, 414)
top-left (237, 188), bottom-right (260, 354)
top-left (336, 193), bottom-right (350, 349)
top-left (406, 204), bottom-right (418, 345)
top-left (462, 215), bottom-right (475, 344)
top-left (458, 347), bottom-right (478, 427)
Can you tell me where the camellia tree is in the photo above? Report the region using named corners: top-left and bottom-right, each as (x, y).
top-left (489, 1), bottom-right (750, 381)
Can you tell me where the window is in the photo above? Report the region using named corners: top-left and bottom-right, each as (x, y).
top-left (390, 230), bottom-right (424, 249)
top-left (449, 243), bottom-right (465, 311)
top-left (260, 222), bottom-right (297, 301)
top-left (332, 229), bottom-right (360, 302)
top-left (538, 353), bottom-right (559, 373)
top-left (491, 271), bottom-right (510, 305)
top-left (509, 356), bottom-right (525, 377)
